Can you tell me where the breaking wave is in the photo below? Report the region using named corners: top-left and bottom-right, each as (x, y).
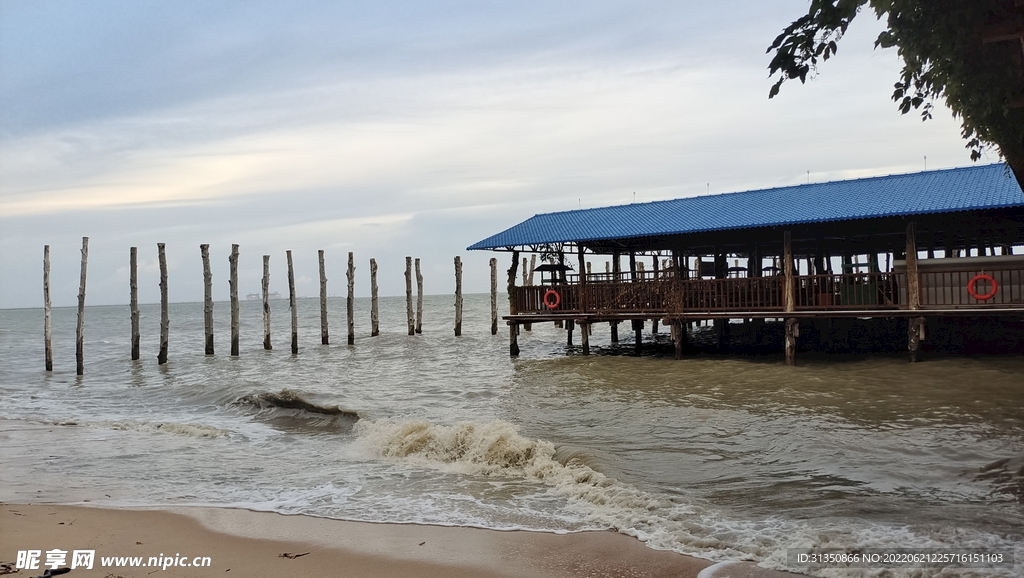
top-left (354, 418), bottom-right (1022, 577)
top-left (54, 420), bottom-right (230, 438)
top-left (233, 389), bottom-right (359, 434)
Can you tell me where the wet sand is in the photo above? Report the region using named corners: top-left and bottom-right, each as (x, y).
top-left (0, 504), bottom-right (795, 578)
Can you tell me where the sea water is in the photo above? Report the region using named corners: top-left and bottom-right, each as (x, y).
top-left (1, 294), bottom-right (1022, 577)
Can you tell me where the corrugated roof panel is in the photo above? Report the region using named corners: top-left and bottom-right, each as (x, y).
top-left (467, 164), bottom-right (1024, 250)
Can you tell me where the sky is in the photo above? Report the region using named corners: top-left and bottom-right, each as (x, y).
top-left (0, 0), bottom-right (995, 309)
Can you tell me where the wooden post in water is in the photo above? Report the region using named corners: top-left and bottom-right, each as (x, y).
top-left (415, 258), bottom-right (423, 334)
top-left (521, 255), bottom-right (532, 332)
top-left (579, 320), bottom-right (590, 355)
top-left (43, 245), bottom-right (52, 371)
top-left (76, 236), bottom-right (89, 376)
top-left (905, 222), bottom-right (924, 363)
top-left (507, 252), bottom-right (520, 356)
top-left (157, 243), bottom-right (169, 365)
top-left (566, 319), bottom-right (574, 346)
top-left (454, 256), bottom-right (463, 337)
top-left (490, 258), bottom-right (498, 335)
top-left (131, 247), bottom-right (141, 360)
top-left (405, 257), bottom-right (415, 335)
top-left (200, 245), bottom-right (213, 355)
top-left (370, 258), bottom-right (380, 337)
top-left (783, 231), bottom-right (797, 366)
top-left (347, 251), bottom-right (355, 345)
top-left (651, 257), bottom-right (659, 334)
top-left (319, 250), bottom-right (329, 345)
top-left (229, 244), bottom-right (240, 356)
top-left (287, 250), bottom-right (298, 354)
top-left (263, 255), bottom-right (272, 350)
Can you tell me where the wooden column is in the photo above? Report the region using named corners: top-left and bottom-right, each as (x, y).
top-left (785, 318), bottom-right (799, 366)
top-left (528, 254), bottom-right (537, 286)
top-left (579, 320), bottom-right (590, 355)
top-left (490, 258), bottom-right (498, 335)
top-left (566, 319), bottom-right (574, 346)
top-left (577, 244), bottom-right (587, 313)
top-left (157, 243), bottom-right (169, 365)
top-left (415, 258), bottom-right (423, 334)
top-left (672, 321), bottom-right (686, 360)
top-left (629, 252), bottom-right (637, 282)
top-left (651, 257), bottom-right (659, 334)
top-left (507, 251), bottom-right (520, 315)
top-left (454, 256), bottom-right (463, 337)
top-left (783, 231), bottom-right (796, 366)
top-left (75, 236), bottom-right (88, 376)
top-left (347, 252), bottom-right (356, 345)
top-left (229, 244), bottom-right (240, 356)
top-left (319, 250), bottom-right (329, 345)
top-left (370, 258), bottom-right (380, 337)
top-left (509, 322), bottom-right (520, 356)
top-left (405, 256), bottom-right (415, 335)
top-left (43, 245), bottom-right (52, 371)
top-left (130, 246), bottom-right (141, 360)
top-left (287, 250), bottom-right (298, 354)
top-left (906, 222), bottom-right (923, 362)
top-left (200, 244), bottom-right (212, 355)
top-left (265, 253), bottom-right (278, 352)
top-left (633, 319), bottom-right (643, 355)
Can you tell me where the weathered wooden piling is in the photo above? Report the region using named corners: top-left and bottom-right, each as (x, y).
top-left (287, 250), bottom-right (298, 354)
top-left (454, 256), bottom-right (463, 337)
top-left (906, 222), bottom-right (923, 362)
top-left (490, 258), bottom-right (498, 335)
top-left (263, 255), bottom-right (272, 350)
top-left (566, 319), bottom-right (574, 346)
top-left (415, 258), bottom-right (423, 334)
top-left (651, 257), bottom-right (659, 333)
top-left (200, 245), bottom-right (213, 355)
top-left (508, 252), bottom-right (520, 356)
top-left (347, 251), bottom-right (355, 345)
top-left (633, 319), bottom-right (643, 355)
top-left (405, 257), bottom-right (415, 336)
top-left (319, 250), bottom-right (329, 345)
top-left (76, 237), bottom-right (88, 376)
top-left (157, 243), bottom-right (169, 365)
top-left (580, 321), bottom-right (590, 355)
top-left (783, 231), bottom-right (797, 366)
top-left (229, 244), bottom-right (240, 356)
top-left (370, 258), bottom-right (380, 337)
top-left (43, 245), bottom-right (52, 371)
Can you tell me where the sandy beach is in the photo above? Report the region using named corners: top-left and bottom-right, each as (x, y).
top-left (0, 504), bottom-right (797, 578)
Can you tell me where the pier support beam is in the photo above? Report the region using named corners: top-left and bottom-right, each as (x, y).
top-left (566, 319), bottom-right (574, 347)
top-left (908, 316), bottom-right (926, 363)
top-left (579, 321), bottom-right (590, 355)
top-left (632, 319), bottom-right (643, 355)
top-left (509, 322), bottom-right (520, 356)
top-left (785, 318), bottom-right (799, 366)
top-left (671, 320), bottom-right (687, 360)
top-left (490, 258), bottom-right (498, 335)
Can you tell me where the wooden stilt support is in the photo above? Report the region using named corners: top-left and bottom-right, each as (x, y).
top-left (263, 255), bottom-right (272, 350)
top-left (523, 255), bottom-right (533, 332)
top-left (405, 257), bottom-right (415, 335)
top-left (528, 254), bottom-right (536, 286)
top-left (319, 250), bottom-right (329, 345)
top-left (908, 316), bottom-right (925, 363)
top-left (672, 321), bottom-right (685, 360)
top-left (287, 250), bottom-right (298, 354)
top-left (43, 245), bottom-right (52, 371)
top-left (610, 321), bottom-right (619, 342)
top-left (454, 256), bottom-right (463, 336)
top-left (157, 243), bottom-right (169, 365)
top-left (490, 258), bottom-right (498, 335)
top-left (509, 322), bottom-right (520, 356)
top-left (131, 246), bottom-right (141, 360)
top-left (785, 318), bottom-right (799, 366)
top-left (580, 321), bottom-right (590, 355)
top-left (651, 257), bottom-right (659, 334)
top-left (370, 258), bottom-right (380, 337)
top-left (633, 319), bottom-right (643, 355)
top-left (75, 236), bottom-right (88, 376)
top-left (229, 244), bottom-right (240, 356)
top-left (507, 250), bottom-right (519, 314)
top-left (347, 251), bottom-right (356, 345)
top-left (200, 245), bottom-right (212, 355)
top-left (415, 258), bottom-right (423, 334)
top-left (566, 319), bottom-right (574, 347)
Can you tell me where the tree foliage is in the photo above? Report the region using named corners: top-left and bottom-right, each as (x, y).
top-left (767, 0), bottom-right (1024, 187)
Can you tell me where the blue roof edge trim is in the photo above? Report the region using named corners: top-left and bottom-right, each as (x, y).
top-left (467, 164), bottom-right (1024, 251)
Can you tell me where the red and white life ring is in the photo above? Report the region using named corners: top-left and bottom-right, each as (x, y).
top-left (967, 273), bottom-right (998, 301)
top-left (542, 289), bottom-right (561, 309)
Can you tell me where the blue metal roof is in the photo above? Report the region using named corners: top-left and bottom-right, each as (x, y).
top-left (468, 164), bottom-right (1024, 250)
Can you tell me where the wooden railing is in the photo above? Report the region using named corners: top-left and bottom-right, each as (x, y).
top-left (510, 267), bottom-right (1024, 315)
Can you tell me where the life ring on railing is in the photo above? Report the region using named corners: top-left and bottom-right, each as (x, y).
top-left (967, 273), bottom-right (998, 301)
top-left (542, 289), bottom-right (561, 309)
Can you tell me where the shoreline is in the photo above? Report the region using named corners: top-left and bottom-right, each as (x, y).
top-left (1, 503), bottom-right (796, 578)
